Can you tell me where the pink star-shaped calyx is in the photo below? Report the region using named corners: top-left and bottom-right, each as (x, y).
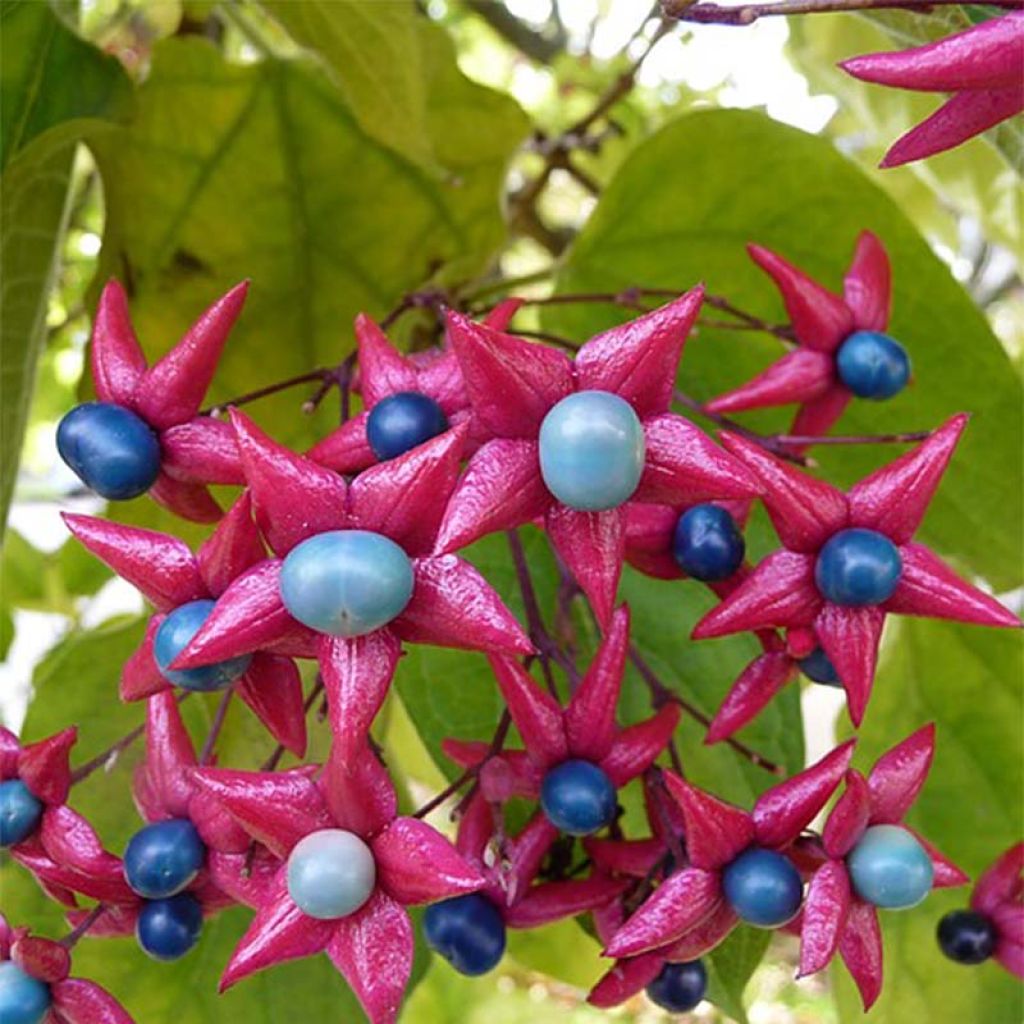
top-left (167, 410), bottom-right (531, 756)
top-left (841, 13), bottom-right (1024, 167)
top-left (1, 916), bottom-right (135, 1023)
top-left (193, 741), bottom-right (486, 1024)
top-left (968, 842), bottom-right (1024, 979)
top-left (85, 280), bottom-right (250, 522)
top-left (706, 232), bottom-right (894, 449)
top-left (309, 300), bottom-right (522, 472)
top-left (797, 725), bottom-right (967, 1009)
top-left (443, 607), bottom-right (680, 820)
top-left (604, 739), bottom-right (855, 959)
top-left (62, 495), bottom-right (308, 756)
top-left (692, 415), bottom-right (1021, 725)
top-left (433, 288), bottom-right (758, 626)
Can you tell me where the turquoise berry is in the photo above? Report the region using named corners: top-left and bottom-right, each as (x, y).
top-left (136, 893), bottom-right (203, 961)
top-left (286, 829), bottom-right (377, 920)
top-left (423, 893), bottom-right (506, 976)
top-left (56, 402), bottom-right (161, 500)
top-left (279, 530), bottom-right (414, 637)
top-left (0, 961), bottom-right (51, 1024)
top-left (722, 847), bottom-right (803, 927)
top-left (124, 819), bottom-right (206, 899)
top-left (835, 331), bottom-right (910, 400)
top-left (366, 392), bottom-right (448, 462)
top-left (0, 779), bottom-right (44, 848)
top-left (540, 759), bottom-right (617, 836)
top-left (846, 824), bottom-right (934, 910)
top-left (645, 960), bottom-right (707, 1013)
top-left (798, 647), bottom-right (842, 688)
top-left (538, 390), bottom-right (645, 511)
top-left (153, 599), bottom-right (252, 691)
top-left (672, 504), bottom-right (745, 581)
top-left (814, 528), bottom-right (902, 607)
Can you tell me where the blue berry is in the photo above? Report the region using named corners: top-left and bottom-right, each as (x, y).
top-left (279, 530), bottom-right (414, 638)
top-left (538, 390), bottom-right (645, 512)
top-left (937, 909), bottom-right (997, 965)
top-left (645, 960), bottom-right (707, 1013)
top-left (672, 504), bottom-right (745, 581)
top-left (56, 402), bottom-right (161, 500)
top-left (836, 331), bottom-right (910, 400)
top-left (366, 391), bottom-right (448, 462)
top-left (0, 961), bottom-right (50, 1024)
top-left (286, 829), bottom-right (376, 920)
top-left (814, 528), bottom-right (902, 606)
top-left (846, 824), bottom-right (933, 910)
top-left (722, 847), bottom-right (803, 927)
top-left (153, 600), bottom-right (252, 691)
top-left (0, 779), bottom-right (44, 848)
top-left (798, 647), bottom-right (842, 688)
top-left (540, 759), bottom-right (617, 836)
top-left (423, 893), bottom-right (506, 976)
top-left (136, 893), bottom-right (203, 961)
top-left (124, 819), bottom-right (205, 899)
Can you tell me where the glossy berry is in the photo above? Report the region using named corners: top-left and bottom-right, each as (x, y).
top-left (538, 390), bottom-right (645, 512)
top-left (279, 530), bottom-right (415, 638)
top-left (0, 961), bottom-right (51, 1024)
top-left (798, 647), bottom-right (842, 687)
top-left (124, 819), bottom-right (206, 899)
top-left (285, 829), bottom-right (376, 920)
top-left (846, 824), bottom-right (934, 910)
top-left (722, 847), bottom-right (803, 927)
top-left (136, 893), bottom-right (203, 961)
top-left (836, 331), bottom-right (911, 400)
top-left (645, 959), bottom-right (707, 1014)
top-left (366, 391), bottom-right (449, 462)
top-left (0, 779), bottom-right (44, 848)
top-left (937, 909), bottom-right (998, 965)
top-left (56, 401), bottom-right (161, 500)
top-left (153, 599), bottom-right (252, 691)
top-left (814, 528), bottom-right (902, 606)
top-left (423, 893), bottom-right (506, 976)
top-left (540, 759), bottom-right (617, 836)
top-left (672, 504), bottom-right (745, 581)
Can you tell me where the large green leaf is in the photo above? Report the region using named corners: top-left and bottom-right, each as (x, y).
top-left (833, 618), bottom-right (1024, 1023)
top-left (91, 30), bottom-right (528, 450)
top-left (0, 1), bottom-right (130, 532)
top-left (546, 109), bottom-right (1023, 591)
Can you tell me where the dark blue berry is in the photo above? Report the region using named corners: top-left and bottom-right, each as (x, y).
top-left (423, 893), bottom-right (506, 976)
top-left (672, 504), bottom-right (745, 581)
top-left (124, 819), bottom-right (206, 899)
top-left (798, 647), bottom-right (841, 687)
top-left (836, 331), bottom-right (910, 400)
top-left (937, 909), bottom-right (998, 965)
top-left (645, 960), bottom-right (707, 1013)
top-left (722, 847), bottom-right (803, 927)
top-left (540, 759), bottom-right (617, 836)
top-left (153, 600), bottom-right (252, 691)
top-left (0, 779), bottom-right (44, 848)
top-left (366, 392), bottom-right (448, 462)
top-left (0, 962), bottom-right (50, 1024)
top-left (56, 402), bottom-right (161, 500)
top-left (136, 893), bottom-right (203, 961)
top-left (814, 528), bottom-right (902, 606)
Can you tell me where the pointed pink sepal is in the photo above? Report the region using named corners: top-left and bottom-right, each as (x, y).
top-left (843, 231), bottom-right (891, 332)
top-left (866, 724), bottom-right (935, 825)
top-left (972, 842), bottom-right (1024, 916)
top-left (705, 651), bottom-right (796, 744)
top-left (17, 728), bottom-right (76, 805)
top-left (51, 978), bottom-right (136, 1024)
top-left (816, 604), bottom-right (886, 726)
top-left (600, 704), bottom-right (680, 788)
top-left (160, 417), bottom-right (244, 486)
top-left (196, 493), bottom-right (265, 596)
top-left (838, 900), bottom-right (884, 1010)
top-left (487, 655), bottom-right (567, 770)
top-left (823, 770), bottom-right (872, 859)
top-left (236, 653), bottom-right (308, 756)
top-left (662, 772), bottom-right (754, 870)
top-left (705, 348), bottom-right (834, 415)
top-left (90, 280), bottom-right (146, 407)
top-left (799, 860), bottom-right (851, 976)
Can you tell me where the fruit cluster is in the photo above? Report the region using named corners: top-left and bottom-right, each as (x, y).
top-left (4, 231), bottom-right (1021, 1024)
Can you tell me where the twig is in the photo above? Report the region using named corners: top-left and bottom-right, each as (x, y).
top-left (198, 689), bottom-right (233, 766)
top-left (203, 368), bottom-right (332, 416)
top-left (774, 429), bottom-right (932, 446)
top-left (663, 0), bottom-right (1024, 22)
top-left (260, 677), bottom-right (323, 772)
top-left (60, 904), bottom-right (105, 949)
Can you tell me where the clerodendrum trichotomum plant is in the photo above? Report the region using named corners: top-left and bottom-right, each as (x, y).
top-left (3, 2), bottom-right (1022, 1023)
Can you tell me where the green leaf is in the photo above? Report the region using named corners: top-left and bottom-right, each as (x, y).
top-left (833, 617), bottom-right (1024, 1023)
top-left (90, 32), bottom-right (528, 451)
top-left (705, 926), bottom-right (772, 1024)
top-left (0, 1), bottom-right (131, 532)
top-left (547, 108), bottom-right (1023, 591)
top-left (1, 529), bottom-right (47, 607)
top-left (262, 0), bottom-right (438, 171)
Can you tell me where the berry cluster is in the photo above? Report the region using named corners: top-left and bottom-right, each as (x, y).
top-left (6, 236), bottom-right (1021, 1024)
